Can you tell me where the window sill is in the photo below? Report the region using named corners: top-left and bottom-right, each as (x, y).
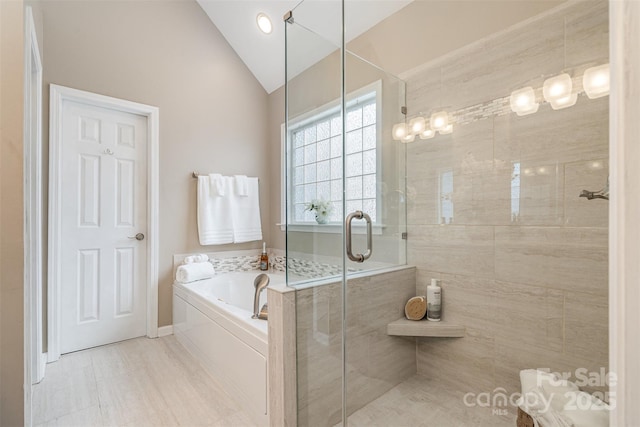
top-left (278, 223), bottom-right (384, 235)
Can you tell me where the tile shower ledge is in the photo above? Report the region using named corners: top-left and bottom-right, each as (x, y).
top-left (387, 318), bottom-right (466, 337)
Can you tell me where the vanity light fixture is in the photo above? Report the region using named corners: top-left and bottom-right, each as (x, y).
top-left (509, 87), bottom-right (539, 116)
top-left (400, 133), bottom-right (415, 143)
top-left (256, 13), bottom-right (273, 34)
top-left (543, 73), bottom-right (577, 110)
top-left (430, 111), bottom-right (449, 131)
top-left (439, 124), bottom-right (453, 135)
top-left (583, 64), bottom-right (610, 99)
top-left (392, 123), bottom-right (409, 141)
top-left (409, 117), bottom-right (426, 135)
top-left (419, 128), bottom-right (436, 139)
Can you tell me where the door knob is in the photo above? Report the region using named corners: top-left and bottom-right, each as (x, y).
top-left (128, 233), bottom-right (145, 241)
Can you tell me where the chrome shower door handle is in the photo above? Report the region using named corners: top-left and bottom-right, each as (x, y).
top-left (345, 210), bottom-right (373, 263)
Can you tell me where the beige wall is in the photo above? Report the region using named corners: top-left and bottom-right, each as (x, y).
top-left (0, 0), bottom-right (25, 424)
top-left (37, 0), bottom-right (270, 327)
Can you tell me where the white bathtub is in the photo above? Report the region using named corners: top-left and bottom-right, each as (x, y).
top-left (172, 271), bottom-right (285, 425)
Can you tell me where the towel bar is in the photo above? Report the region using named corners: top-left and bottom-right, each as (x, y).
top-left (191, 171), bottom-right (259, 181)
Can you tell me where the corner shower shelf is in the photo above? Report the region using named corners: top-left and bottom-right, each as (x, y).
top-left (387, 318), bottom-right (465, 338)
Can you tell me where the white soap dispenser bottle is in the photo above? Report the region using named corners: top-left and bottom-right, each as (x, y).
top-left (426, 279), bottom-right (442, 322)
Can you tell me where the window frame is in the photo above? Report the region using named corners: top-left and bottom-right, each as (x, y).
top-left (281, 80), bottom-right (384, 234)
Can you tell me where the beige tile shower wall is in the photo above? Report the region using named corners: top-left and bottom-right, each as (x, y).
top-left (406, 1), bottom-right (609, 396)
top-left (295, 267), bottom-right (416, 426)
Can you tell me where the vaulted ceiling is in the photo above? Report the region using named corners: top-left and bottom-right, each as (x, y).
top-left (196, 1), bottom-right (413, 93)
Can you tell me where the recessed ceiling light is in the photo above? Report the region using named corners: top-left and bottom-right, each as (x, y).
top-left (256, 13), bottom-right (272, 34)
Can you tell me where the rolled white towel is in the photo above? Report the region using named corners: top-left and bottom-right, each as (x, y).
top-left (234, 175), bottom-right (248, 196)
top-left (175, 262), bottom-right (215, 283)
top-left (184, 253), bottom-right (209, 264)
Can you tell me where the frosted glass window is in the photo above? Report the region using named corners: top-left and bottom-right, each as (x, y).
top-left (330, 158), bottom-right (342, 179)
top-left (295, 147), bottom-right (304, 165)
top-left (331, 136), bottom-right (342, 159)
top-left (363, 125), bottom-right (376, 150)
top-left (363, 199), bottom-right (377, 222)
top-left (346, 153), bottom-right (362, 177)
top-left (330, 204), bottom-right (343, 222)
top-left (331, 179), bottom-right (343, 201)
top-left (317, 139), bottom-right (330, 161)
top-left (317, 181), bottom-right (331, 200)
top-left (346, 200), bottom-right (362, 214)
top-left (304, 127), bottom-right (316, 144)
top-left (363, 149), bottom-right (376, 175)
top-left (288, 91), bottom-right (378, 224)
top-left (304, 183), bottom-right (316, 201)
top-left (346, 176), bottom-right (363, 200)
top-left (317, 160), bottom-right (331, 182)
top-left (304, 143), bottom-right (317, 164)
top-left (331, 116), bottom-right (342, 136)
top-left (304, 164), bottom-right (316, 183)
top-left (363, 103), bottom-right (376, 126)
top-left (363, 174), bottom-right (376, 199)
top-left (346, 130), bottom-right (362, 154)
top-left (294, 167), bottom-right (303, 185)
top-left (346, 109), bottom-right (362, 131)
top-left (317, 120), bottom-right (330, 141)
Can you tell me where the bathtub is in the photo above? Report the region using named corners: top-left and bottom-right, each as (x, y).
top-left (173, 271), bottom-right (285, 425)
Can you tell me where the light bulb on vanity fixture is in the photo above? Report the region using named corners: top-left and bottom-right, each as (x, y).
top-left (439, 124), bottom-right (453, 135)
top-left (419, 128), bottom-right (435, 140)
top-left (543, 73), bottom-right (577, 110)
top-left (509, 87), bottom-right (539, 116)
top-left (430, 111), bottom-right (449, 131)
top-left (583, 64), bottom-right (610, 99)
top-left (400, 133), bottom-right (415, 143)
top-left (409, 117), bottom-right (426, 135)
top-left (392, 123), bottom-right (409, 141)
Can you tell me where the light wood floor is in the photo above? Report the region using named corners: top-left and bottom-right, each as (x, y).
top-left (32, 336), bottom-right (258, 426)
top-left (34, 336), bottom-right (516, 427)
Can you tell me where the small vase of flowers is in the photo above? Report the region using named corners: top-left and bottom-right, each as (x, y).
top-left (305, 199), bottom-right (333, 224)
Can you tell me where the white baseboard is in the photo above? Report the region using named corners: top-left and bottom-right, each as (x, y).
top-left (157, 325), bottom-right (173, 337)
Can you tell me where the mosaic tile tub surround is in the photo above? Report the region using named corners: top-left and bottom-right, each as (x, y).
top-left (173, 249), bottom-right (359, 280)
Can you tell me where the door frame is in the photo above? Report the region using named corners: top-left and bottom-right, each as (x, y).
top-left (47, 84), bottom-right (159, 362)
top-left (609, 1), bottom-right (640, 424)
top-left (23, 6), bottom-right (42, 424)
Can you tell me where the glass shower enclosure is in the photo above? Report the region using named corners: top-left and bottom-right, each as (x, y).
top-left (284, 1), bottom-right (409, 425)
top-left (284, 0), bottom-right (610, 426)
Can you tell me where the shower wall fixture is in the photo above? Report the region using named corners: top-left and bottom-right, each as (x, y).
top-left (580, 177), bottom-right (609, 200)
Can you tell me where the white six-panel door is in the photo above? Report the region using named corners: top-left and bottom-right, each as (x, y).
top-left (59, 99), bottom-right (148, 354)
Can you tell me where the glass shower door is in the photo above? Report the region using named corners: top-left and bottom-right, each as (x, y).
top-left (285, 1), bottom-right (407, 425)
top-left (285, 3), bottom-right (345, 426)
